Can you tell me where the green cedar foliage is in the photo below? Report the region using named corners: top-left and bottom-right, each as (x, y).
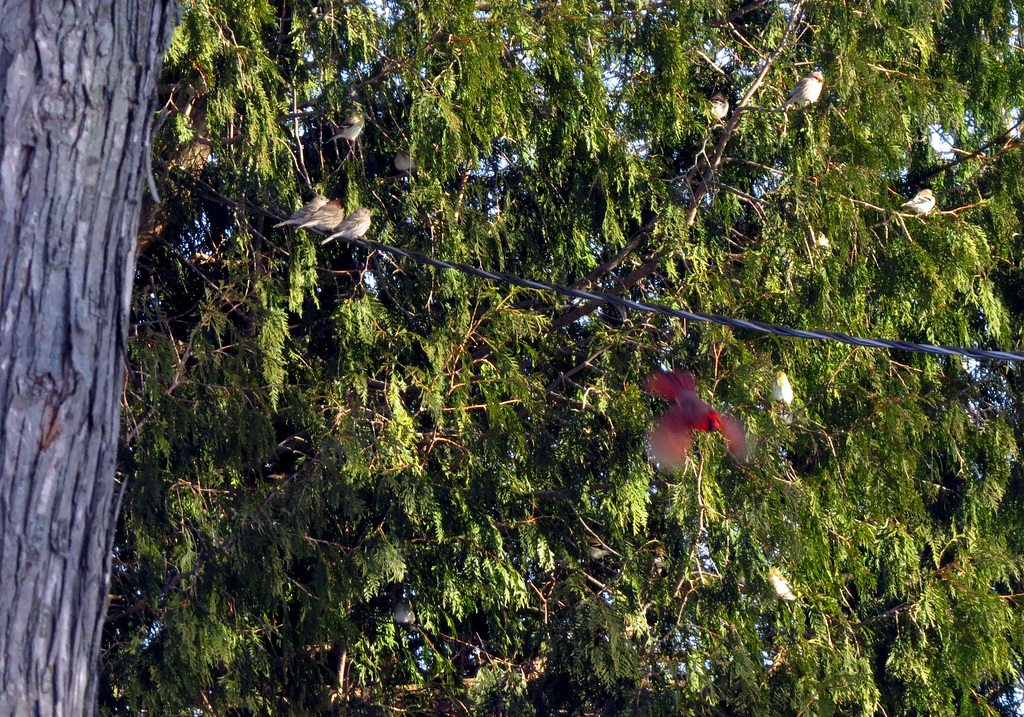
top-left (106, 0), bottom-right (1024, 714)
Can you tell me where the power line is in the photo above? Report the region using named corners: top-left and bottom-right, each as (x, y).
top-left (172, 138), bottom-right (1024, 363)
top-left (321, 232), bottom-right (1024, 363)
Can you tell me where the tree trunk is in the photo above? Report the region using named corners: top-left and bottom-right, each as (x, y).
top-left (0, 1), bottom-right (177, 714)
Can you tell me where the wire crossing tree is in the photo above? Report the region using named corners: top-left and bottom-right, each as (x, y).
top-left (0, 1), bottom-right (177, 714)
top-left (107, 0), bottom-right (1024, 715)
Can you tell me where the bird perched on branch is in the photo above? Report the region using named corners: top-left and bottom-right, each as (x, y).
top-left (394, 153), bottom-right (416, 173)
top-left (393, 599), bottom-right (416, 625)
top-left (273, 194), bottom-right (329, 228)
top-left (769, 567), bottom-right (797, 601)
top-left (773, 371), bottom-right (794, 405)
top-left (783, 71), bottom-right (824, 108)
top-left (645, 370), bottom-right (747, 471)
top-left (709, 92), bottom-right (729, 123)
top-left (331, 112), bottom-right (366, 161)
top-left (900, 188), bottom-right (935, 216)
top-left (587, 535), bottom-right (614, 560)
top-left (773, 371), bottom-right (795, 424)
top-left (330, 112), bottom-right (365, 143)
top-left (322, 207), bottom-right (373, 244)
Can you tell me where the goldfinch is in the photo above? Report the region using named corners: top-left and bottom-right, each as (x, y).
top-left (709, 92), bottom-right (729, 122)
top-left (900, 188), bottom-right (935, 216)
top-left (329, 112), bottom-right (365, 142)
top-left (769, 567), bottom-right (797, 601)
top-left (773, 372), bottom-right (794, 405)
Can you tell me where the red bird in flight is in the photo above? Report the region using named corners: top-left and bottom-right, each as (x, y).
top-left (646, 370), bottom-right (747, 470)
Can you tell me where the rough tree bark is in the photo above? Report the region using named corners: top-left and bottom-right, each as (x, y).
top-left (0, 0), bottom-right (178, 713)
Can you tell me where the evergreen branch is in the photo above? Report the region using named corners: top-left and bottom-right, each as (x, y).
top-left (710, 0), bottom-right (771, 28)
top-left (319, 231), bottom-right (1024, 363)
top-left (709, 181), bottom-right (767, 218)
top-left (722, 156), bottom-right (791, 177)
top-left (351, 58), bottom-right (405, 92)
top-left (851, 603), bottom-right (910, 631)
top-left (166, 178), bottom-right (1024, 364)
top-left (547, 0), bottom-right (813, 330)
top-left (497, 216), bottom-right (657, 320)
top-left (723, 23), bottom-right (766, 59)
top-left (682, 0), bottom-right (810, 226)
top-left (276, 106), bottom-right (321, 122)
top-left (915, 115), bottom-right (1024, 184)
top-left (548, 254), bottom-right (661, 331)
top-left (696, 49), bottom-right (740, 89)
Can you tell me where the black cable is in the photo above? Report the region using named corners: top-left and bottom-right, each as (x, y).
top-left (322, 232), bottom-right (1024, 364)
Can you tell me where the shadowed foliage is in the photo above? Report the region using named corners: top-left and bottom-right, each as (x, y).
top-left (105, 1), bottom-right (1024, 714)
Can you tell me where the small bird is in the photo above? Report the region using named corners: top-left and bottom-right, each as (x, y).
top-left (587, 535), bottom-right (613, 560)
top-left (815, 232), bottom-right (830, 248)
top-left (322, 207), bottom-right (373, 243)
top-left (645, 370), bottom-right (747, 471)
top-left (300, 200), bottom-right (346, 233)
top-left (769, 567), bottom-right (797, 601)
top-left (900, 188), bottom-right (935, 216)
top-left (330, 112), bottom-right (366, 143)
top-left (709, 92), bottom-right (729, 122)
top-left (773, 371), bottom-right (795, 424)
top-left (652, 543), bottom-right (667, 571)
top-left (273, 194), bottom-right (329, 228)
top-left (773, 371), bottom-right (794, 405)
top-left (393, 600), bottom-right (416, 625)
top-left (394, 153), bottom-right (415, 173)
top-left (783, 71), bottom-right (824, 108)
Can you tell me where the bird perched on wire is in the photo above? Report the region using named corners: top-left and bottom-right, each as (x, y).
top-left (298, 200), bottom-right (346, 233)
top-left (645, 370), bottom-right (747, 471)
top-left (273, 194), bottom-right (329, 228)
top-left (783, 71), bottom-right (824, 108)
top-left (900, 188), bottom-right (935, 216)
top-left (709, 92), bottom-right (729, 123)
top-left (322, 207), bottom-right (373, 244)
